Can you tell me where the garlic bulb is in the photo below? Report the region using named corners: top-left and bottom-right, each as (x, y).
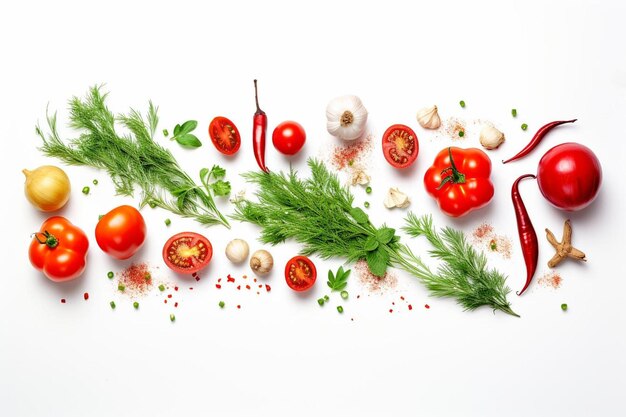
top-left (384, 188), bottom-right (410, 209)
top-left (479, 125), bottom-right (505, 150)
top-left (416, 105), bottom-right (441, 130)
top-left (250, 249), bottom-right (273, 275)
top-left (326, 95), bottom-right (368, 141)
top-left (225, 239), bottom-right (249, 263)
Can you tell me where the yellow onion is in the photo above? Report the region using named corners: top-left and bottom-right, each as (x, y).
top-left (23, 165), bottom-right (71, 212)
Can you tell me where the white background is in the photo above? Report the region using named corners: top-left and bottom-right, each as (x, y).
top-left (1, 1), bottom-right (625, 416)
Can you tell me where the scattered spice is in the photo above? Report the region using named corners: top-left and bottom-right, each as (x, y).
top-left (538, 271), bottom-right (563, 290)
top-left (472, 223), bottom-right (512, 259)
top-left (355, 260), bottom-right (397, 293)
top-left (118, 263), bottom-right (153, 296)
top-left (83, 292), bottom-right (89, 300)
top-left (330, 135), bottom-right (372, 171)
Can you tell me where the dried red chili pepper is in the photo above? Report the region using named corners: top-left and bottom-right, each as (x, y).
top-left (511, 174), bottom-right (539, 295)
top-left (253, 79), bottom-right (269, 173)
top-left (502, 119), bottom-right (576, 164)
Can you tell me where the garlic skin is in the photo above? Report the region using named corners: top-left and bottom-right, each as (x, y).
top-left (384, 188), bottom-right (410, 209)
top-left (250, 249), bottom-right (274, 275)
top-left (479, 125), bottom-right (505, 150)
top-left (416, 105), bottom-right (441, 130)
top-left (326, 95), bottom-right (368, 141)
top-left (350, 169), bottom-right (370, 186)
top-left (225, 239), bottom-right (249, 264)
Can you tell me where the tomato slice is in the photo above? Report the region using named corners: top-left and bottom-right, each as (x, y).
top-left (162, 232), bottom-right (213, 274)
top-left (209, 116), bottom-right (241, 155)
top-left (284, 256), bottom-right (317, 292)
top-left (382, 124), bottom-right (419, 169)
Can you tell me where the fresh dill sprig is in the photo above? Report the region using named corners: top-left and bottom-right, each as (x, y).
top-left (36, 86), bottom-right (230, 228)
top-left (233, 158), bottom-right (518, 317)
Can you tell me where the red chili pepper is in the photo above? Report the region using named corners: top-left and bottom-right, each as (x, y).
top-left (502, 119), bottom-right (577, 164)
top-left (253, 79), bottom-right (269, 173)
top-left (511, 174), bottom-right (539, 295)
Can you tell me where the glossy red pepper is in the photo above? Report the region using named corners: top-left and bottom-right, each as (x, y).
top-left (511, 174), bottom-right (538, 296)
top-left (503, 119), bottom-right (577, 164)
top-left (252, 79), bottom-right (269, 173)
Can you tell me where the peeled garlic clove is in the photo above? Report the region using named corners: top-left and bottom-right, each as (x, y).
top-left (225, 238), bottom-right (249, 263)
top-left (384, 188), bottom-right (410, 209)
top-left (350, 169), bottom-right (370, 186)
top-left (479, 125), bottom-right (505, 150)
top-left (416, 105), bottom-right (441, 130)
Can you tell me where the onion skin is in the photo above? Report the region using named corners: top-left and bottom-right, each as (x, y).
top-left (23, 166), bottom-right (71, 212)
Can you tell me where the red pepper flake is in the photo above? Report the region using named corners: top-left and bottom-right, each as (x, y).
top-left (538, 271), bottom-right (563, 289)
top-left (258, 284), bottom-right (263, 288)
top-left (192, 272), bottom-right (198, 277)
top-left (408, 304), bottom-right (413, 310)
top-left (400, 296), bottom-right (405, 301)
top-left (425, 304), bottom-right (430, 309)
top-left (174, 286), bottom-right (179, 291)
top-left (242, 275), bottom-right (247, 279)
top-left (331, 136), bottom-right (371, 170)
top-left (174, 302), bottom-right (178, 308)
top-left (256, 292), bottom-right (260, 295)
top-left (246, 285), bottom-right (251, 290)
top-left (83, 292), bottom-right (89, 300)
top-left (237, 305), bottom-right (241, 309)
top-left (253, 278), bottom-right (257, 283)
top-left (392, 302), bottom-right (395, 305)
top-left (164, 299), bottom-right (168, 304)
top-left (167, 294), bottom-right (172, 298)
top-left (189, 287), bottom-right (193, 290)
top-left (218, 278), bottom-right (222, 283)
top-left (195, 276), bottom-right (200, 282)
top-left (215, 284), bottom-right (222, 289)
top-left (265, 284), bottom-right (271, 292)
top-left (237, 285), bottom-right (241, 290)
top-left (227, 275), bottom-right (236, 283)
top-left (389, 309), bottom-right (393, 313)
top-left (60, 298), bottom-right (66, 304)
top-left (357, 295), bottom-right (360, 299)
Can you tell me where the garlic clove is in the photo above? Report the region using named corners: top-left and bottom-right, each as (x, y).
top-left (416, 105), bottom-right (441, 130)
top-left (225, 238), bottom-right (250, 264)
top-left (384, 188), bottom-right (410, 209)
top-left (479, 125), bottom-right (505, 150)
top-left (326, 95), bottom-right (368, 141)
top-left (350, 169), bottom-right (370, 186)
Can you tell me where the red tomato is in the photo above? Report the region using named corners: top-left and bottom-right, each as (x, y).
top-left (285, 256), bottom-right (317, 291)
top-left (162, 232), bottom-right (213, 274)
top-left (209, 116), bottom-right (241, 155)
top-left (537, 143), bottom-right (602, 211)
top-left (95, 205), bottom-right (146, 260)
top-left (382, 124), bottom-right (419, 169)
top-left (272, 121), bottom-right (306, 155)
top-left (424, 147), bottom-right (494, 217)
top-left (29, 216), bottom-right (89, 282)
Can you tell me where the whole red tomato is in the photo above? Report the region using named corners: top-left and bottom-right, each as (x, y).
top-left (95, 205), bottom-right (146, 260)
top-left (272, 121), bottom-right (306, 155)
top-left (424, 147), bottom-right (494, 217)
top-left (29, 216), bottom-right (89, 282)
top-left (537, 142), bottom-right (602, 211)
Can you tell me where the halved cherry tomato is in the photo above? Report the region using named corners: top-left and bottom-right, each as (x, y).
top-left (95, 205), bottom-right (146, 260)
top-left (209, 116), bottom-right (241, 155)
top-left (284, 256), bottom-right (317, 291)
top-left (272, 121), bottom-right (306, 155)
top-left (382, 124), bottom-right (419, 169)
top-left (162, 232), bottom-right (213, 274)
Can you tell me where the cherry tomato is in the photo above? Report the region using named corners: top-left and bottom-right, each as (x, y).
top-left (29, 216), bottom-right (89, 282)
top-left (537, 142), bottom-right (602, 211)
top-left (95, 205), bottom-right (146, 260)
top-left (284, 256), bottom-right (317, 291)
top-left (209, 116), bottom-right (241, 155)
top-left (272, 121), bottom-right (306, 155)
top-left (424, 147), bottom-right (494, 217)
top-left (382, 124), bottom-right (419, 169)
top-left (162, 232), bottom-right (213, 274)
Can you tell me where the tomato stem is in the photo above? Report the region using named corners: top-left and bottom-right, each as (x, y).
top-left (436, 147), bottom-right (466, 190)
top-left (32, 231), bottom-right (59, 248)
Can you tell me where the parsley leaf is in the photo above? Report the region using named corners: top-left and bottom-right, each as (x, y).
top-left (327, 266), bottom-right (351, 291)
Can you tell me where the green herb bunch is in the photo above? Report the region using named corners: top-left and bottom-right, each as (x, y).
top-left (36, 86), bottom-right (230, 227)
top-left (233, 159), bottom-right (518, 317)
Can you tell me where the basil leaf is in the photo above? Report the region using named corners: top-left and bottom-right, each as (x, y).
top-left (363, 235), bottom-right (379, 252)
top-left (350, 207), bottom-right (369, 225)
top-left (173, 124), bottom-right (182, 136)
top-left (366, 247), bottom-right (389, 277)
top-left (376, 227), bottom-right (396, 244)
top-left (327, 270), bottom-right (335, 289)
top-left (179, 120), bottom-right (198, 135)
top-left (210, 180), bottom-right (231, 197)
top-left (175, 134), bottom-right (202, 148)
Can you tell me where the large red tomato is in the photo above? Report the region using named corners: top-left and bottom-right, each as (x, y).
top-left (95, 205), bottom-right (146, 260)
top-left (537, 143), bottom-right (602, 211)
top-left (29, 216), bottom-right (89, 282)
top-left (424, 147), bottom-right (494, 217)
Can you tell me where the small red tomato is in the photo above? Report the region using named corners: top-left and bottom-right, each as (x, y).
top-left (382, 124), bottom-right (419, 169)
top-left (162, 232), bottom-right (213, 274)
top-left (209, 116), bottom-right (241, 155)
top-left (272, 121), bottom-right (306, 155)
top-left (537, 142), bottom-right (602, 211)
top-left (29, 217), bottom-right (89, 282)
top-left (95, 205), bottom-right (146, 260)
top-left (284, 255), bottom-right (317, 291)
